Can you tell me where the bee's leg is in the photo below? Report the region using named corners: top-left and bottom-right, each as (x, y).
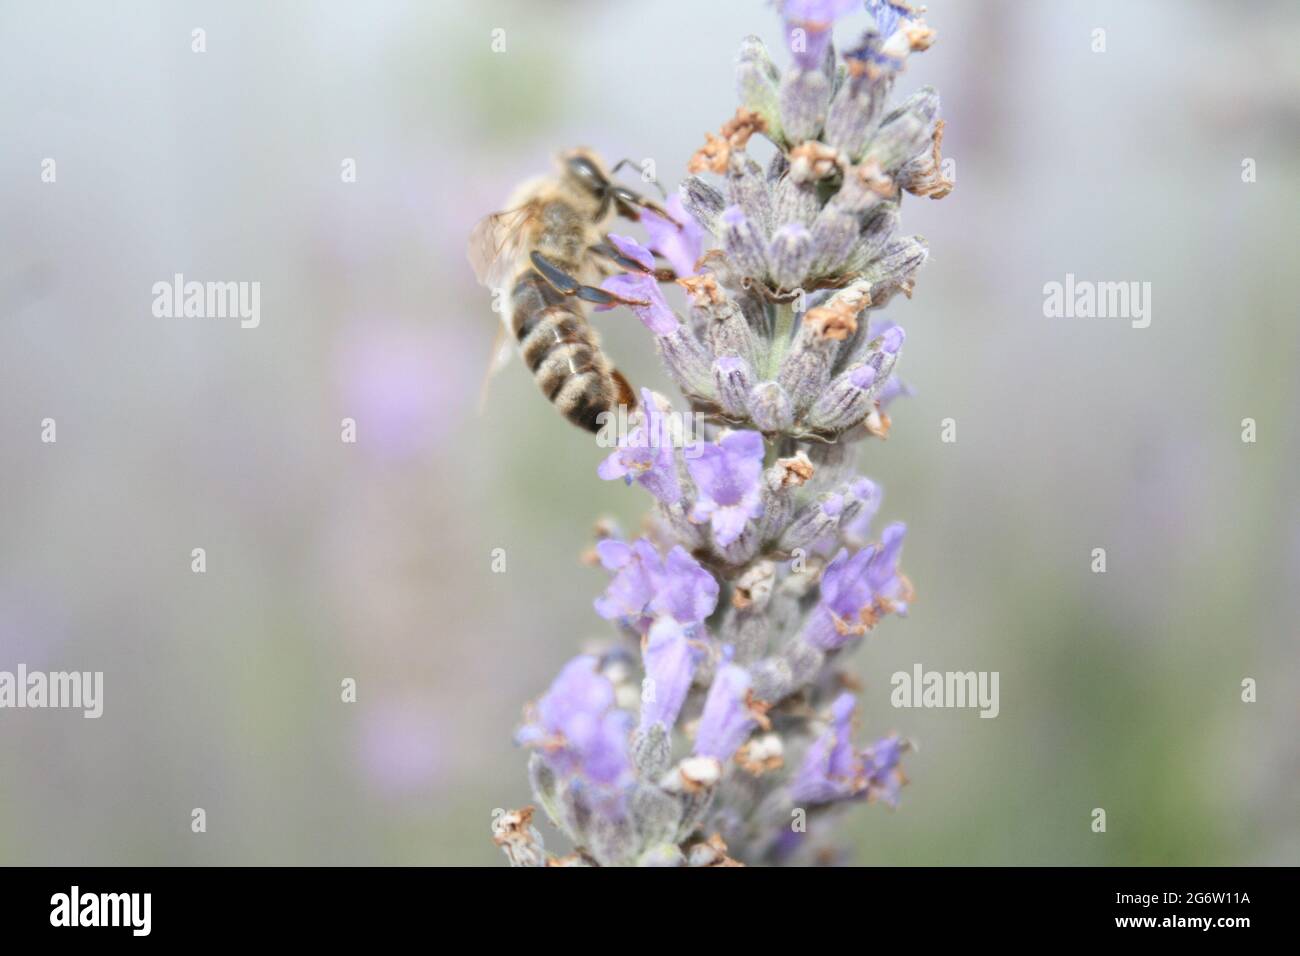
top-left (530, 251), bottom-right (648, 307)
top-left (588, 240), bottom-right (651, 275)
top-left (590, 241), bottom-right (678, 285)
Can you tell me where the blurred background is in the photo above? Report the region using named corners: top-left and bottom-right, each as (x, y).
top-left (1, 0), bottom-right (1296, 865)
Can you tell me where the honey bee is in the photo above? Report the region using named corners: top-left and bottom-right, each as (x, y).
top-left (467, 149), bottom-right (675, 433)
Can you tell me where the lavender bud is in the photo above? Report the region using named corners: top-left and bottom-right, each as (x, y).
top-left (631, 784), bottom-right (683, 847)
top-left (723, 605), bottom-right (772, 665)
top-left (807, 363), bottom-right (877, 433)
top-left (721, 205), bottom-right (769, 279)
top-left (757, 452), bottom-right (813, 540)
top-left (862, 236), bottom-right (929, 305)
top-left (676, 786), bottom-right (717, 843)
top-left (713, 355), bottom-right (754, 418)
top-left (680, 175), bottom-right (726, 236)
top-left (750, 656), bottom-right (794, 703)
top-left (811, 324), bottom-right (904, 433)
top-left (778, 492), bottom-right (844, 552)
top-left (633, 722), bottom-right (673, 781)
top-left (706, 303), bottom-right (762, 376)
top-left (748, 380), bottom-right (794, 432)
top-left (780, 635), bottom-right (826, 693)
top-left (735, 35), bottom-right (782, 140)
top-left (767, 223), bottom-right (813, 290)
top-left (837, 476), bottom-right (882, 533)
top-left (657, 500), bottom-right (707, 551)
top-left (527, 752), bottom-right (561, 825)
top-left (727, 153), bottom-right (773, 236)
top-left (657, 325), bottom-right (715, 400)
top-left (809, 206), bottom-right (860, 277)
top-left (772, 171), bottom-right (822, 228)
top-left (587, 809), bottom-right (639, 867)
top-left (778, 68), bottom-right (831, 143)
top-left (556, 779), bottom-right (594, 850)
top-left (824, 70), bottom-right (895, 160)
top-left (846, 203), bottom-right (901, 272)
top-left (716, 521), bottom-right (761, 566)
top-left (777, 314), bottom-right (847, 416)
top-left (864, 87), bottom-right (941, 174)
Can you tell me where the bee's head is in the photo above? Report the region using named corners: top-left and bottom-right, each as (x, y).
top-left (560, 148), bottom-right (610, 199)
top-left (558, 147), bottom-right (678, 224)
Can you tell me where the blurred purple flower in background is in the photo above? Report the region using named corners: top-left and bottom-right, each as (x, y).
top-left (358, 701), bottom-right (444, 797)
top-left (335, 321), bottom-right (468, 460)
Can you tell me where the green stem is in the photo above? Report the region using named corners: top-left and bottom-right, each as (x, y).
top-left (766, 302), bottom-right (797, 379)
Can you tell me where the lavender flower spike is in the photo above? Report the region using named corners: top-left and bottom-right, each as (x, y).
top-left (496, 0), bottom-right (949, 866)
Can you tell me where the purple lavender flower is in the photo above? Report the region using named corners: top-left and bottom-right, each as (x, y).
top-left (781, 0), bottom-right (858, 71)
top-left (516, 655), bottom-right (633, 790)
top-left (686, 430), bottom-right (765, 546)
top-left (650, 545), bottom-right (720, 626)
top-left (790, 692), bottom-right (860, 804)
top-left (607, 233), bottom-right (656, 271)
top-left (866, 521), bottom-right (910, 615)
top-left (694, 662), bottom-right (760, 761)
top-left (802, 522), bottom-right (909, 650)
top-left (791, 694), bottom-right (909, 806)
top-left (640, 617), bottom-right (697, 732)
top-left (592, 538), bottom-right (661, 626)
top-left (593, 538), bottom-right (718, 629)
top-left (597, 388), bottom-right (682, 505)
top-left (845, 0), bottom-right (925, 74)
top-left (596, 235), bottom-right (679, 334)
top-left (642, 195), bottom-right (706, 279)
top-left (861, 733), bottom-right (908, 806)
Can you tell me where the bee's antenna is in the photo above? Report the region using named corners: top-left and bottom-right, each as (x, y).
top-left (609, 159), bottom-right (668, 201)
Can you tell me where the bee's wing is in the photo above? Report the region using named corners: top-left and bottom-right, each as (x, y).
top-left (467, 200), bottom-right (542, 415)
top-left (476, 321), bottom-right (516, 415)
top-left (467, 204), bottom-right (538, 291)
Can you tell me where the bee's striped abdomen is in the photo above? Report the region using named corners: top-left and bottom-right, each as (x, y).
top-left (508, 268), bottom-right (632, 433)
